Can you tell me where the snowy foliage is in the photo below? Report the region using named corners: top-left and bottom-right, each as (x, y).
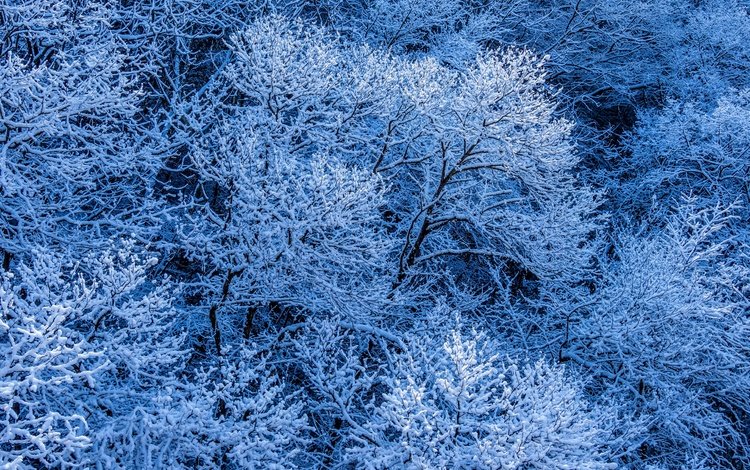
top-left (564, 205), bottom-right (750, 466)
top-left (348, 321), bottom-right (614, 469)
top-left (616, 90), bottom-right (750, 224)
top-left (105, 347), bottom-right (310, 469)
top-left (2, 1), bottom-right (749, 468)
top-left (0, 244), bottom-right (181, 468)
top-left (0, 1), bottom-right (167, 259)
top-left (371, 48), bottom-right (600, 288)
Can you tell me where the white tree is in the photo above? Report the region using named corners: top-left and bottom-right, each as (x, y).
top-left (562, 204), bottom-right (750, 467)
top-left (102, 347), bottom-right (310, 469)
top-left (614, 90), bottom-right (750, 225)
top-left (371, 49), bottom-right (600, 293)
top-left (177, 16), bottom-right (400, 353)
top-left (0, 1), bottom-right (170, 264)
top-left (0, 243), bottom-right (184, 468)
top-left (176, 15), bottom-right (602, 368)
top-left (651, 0), bottom-right (750, 101)
top-left (287, 317), bottom-right (393, 466)
top-left (347, 318), bottom-right (615, 469)
top-left (0, 258), bottom-right (106, 468)
top-left (185, 125), bottom-right (393, 352)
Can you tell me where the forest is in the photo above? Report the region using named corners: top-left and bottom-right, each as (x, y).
top-left (1, 0), bottom-right (749, 468)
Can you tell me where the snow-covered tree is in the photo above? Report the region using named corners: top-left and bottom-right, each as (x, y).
top-left (185, 122), bottom-right (393, 352)
top-left (562, 204), bottom-right (750, 467)
top-left (101, 346), bottom-right (310, 469)
top-left (0, 243), bottom-right (183, 468)
top-left (613, 90), bottom-right (750, 225)
top-left (649, 0), bottom-right (750, 101)
top-left (306, 0), bottom-right (512, 67)
top-left (347, 318), bottom-right (614, 469)
top-left (179, 15), bottom-right (600, 345)
top-left (0, 259), bottom-right (105, 468)
top-left (371, 48), bottom-right (600, 295)
top-left (0, 1), bottom-right (169, 263)
top-left (286, 317), bottom-right (395, 466)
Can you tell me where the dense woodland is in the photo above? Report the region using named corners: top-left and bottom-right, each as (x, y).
top-left (1, 1), bottom-right (750, 468)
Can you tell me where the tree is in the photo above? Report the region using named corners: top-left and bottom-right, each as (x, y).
top-left (0, 1), bottom-right (169, 263)
top-left (180, 16), bottom-right (396, 353)
top-left (612, 90), bottom-right (750, 226)
top-left (179, 15), bottom-right (601, 350)
top-left (562, 204), bottom-right (750, 467)
top-left (0, 257), bottom-right (105, 468)
top-left (306, 0), bottom-right (506, 66)
top-left (102, 347), bottom-right (310, 469)
top-left (185, 121), bottom-right (393, 352)
top-left (347, 317), bottom-right (614, 469)
top-left (1, 243), bottom-right (183, 468)
top-left (372, 48), bottom-right (600, 294)
top-left (287, 317), bottom-right (385, 467)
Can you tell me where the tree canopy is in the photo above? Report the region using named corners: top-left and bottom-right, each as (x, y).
top-left (2, 1), bottom-right (749, 468)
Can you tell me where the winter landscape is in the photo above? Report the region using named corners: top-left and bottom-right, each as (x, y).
top-left (1, 1), bottom-right (750, 468)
